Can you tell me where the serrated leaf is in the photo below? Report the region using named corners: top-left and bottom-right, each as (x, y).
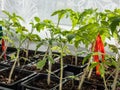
top-left (36, 59), bottom-right (46, 69)
top-left (111, 59), bottom-right (117, 67)
top-left (29, 34), bottom-right (41, 41)
top-left (99, 63), bottom-right (105, 77)
top-left (35, 23), bottom-right (45, 31)
top-left (34, 17), bottom-right (40, 22)
top-left (89, 62), bottom-right (99, 69)
top-left (2, 10), bottom-right (11, 18)
top-left (16, 15), bottom-right (24, 21)
top-left (51, 46), bottom-right (61, 52)
top-left (82, 53), bottom-right (92, 65)
top-left (35, 41), bottom-right (44, 52)
top-left (9, 53), bottom-right (16, 60)
top-left (67, 34), bottom-right (75, 42)
top-left (48, 56), bottom-right (55, 64)
top-left (108, 44), bottom-right (118, 53)
top-left (110, 17), bottom-right (120, 34)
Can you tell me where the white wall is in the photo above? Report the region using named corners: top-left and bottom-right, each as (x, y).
top-left (0, 0), bottom-right (119, 54)
top-left (0, 0), bottom-right (120, 28)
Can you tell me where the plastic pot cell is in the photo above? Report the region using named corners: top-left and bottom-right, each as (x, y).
top-left (0, 46), bottom-right (17, 56)
top-left (0, 67), bottom-right (36, 90)
top-left (54, 65), bottom-right (83, 78)
top-left (55, 55), bottom-right (88, 68)
top-left (60, 79), bottom-right (104, 90)
top-left (22, 73), bottom-right (61, 90)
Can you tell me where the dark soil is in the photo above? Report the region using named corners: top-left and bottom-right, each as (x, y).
top-left (84, 71), bottom-right (104, 85)
top-left (32, 78), bottom-right (57, 89)
top-left (78, 67), bottom-right (117, 90)
top-left (0, 68), bottom-right (33, 84)
top-left (26, 74), bottom-right (59, 90)
top-left (56, 55), bottom-right (87, 67)
top-left (61, 80), bottom-right (104, 90)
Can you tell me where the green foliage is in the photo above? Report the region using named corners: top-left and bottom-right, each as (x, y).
top-left (52, 45), bottom-right (70, 56)
top-left (48, 55), bottom-right (55, 64)
top-left (51, 8), bottom-right (110, 50)
top-left (110, 17), bottom-right (120, 35)
top-left (36, 59), bottom-right (46, 69)
top-left (28, 33), bottom-right (41, 41)
top-left (108, 44), bottom-right (119, 53)
top-left (82, 52), bottom-right (93, 65)
top-left (99, 63), bottom-right (105, 77)
top-left (34, 17), bottom-right (40, 22)
top-left (66, 33), bottom-right (76, 43)
top-left (89, 62), bottom-right (99, 69)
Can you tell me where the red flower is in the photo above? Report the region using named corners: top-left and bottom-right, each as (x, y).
top-left (93, 34), bottom-right (105, 75)
top-left (2, 39), bottom-right (6, 60)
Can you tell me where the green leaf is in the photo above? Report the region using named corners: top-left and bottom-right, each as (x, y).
top-left (16, 15), bottom-right (24, 21)
top-left (2, 10), bottom-right (11, 18)
top-left (9, 53), bottom-right (16, 60)
top-left (51, 46), bottom-right (61, 52)
top-left (99, 63), bottom-right (105, 77)
top-left (67, 34), bottom-right (75, 42)
top-left (0, 21), bottom-right (4, 25)
top-left (82, 53), bottom-right (92, 65)
top-left (29, 34), bottom-right (41, 41)
top-left (110, 17), bottom-right (120, 34)
top-left (35, 41), bottom-right (44, 52)
top-left (108, 44), bottom-right (118, 53)
top-left (89, 62), bottom-right (99, 69)
top-left (111, 59), bottom-right (117, 67)
top-left (34, 17), bottom-right (40, 22)
top-left (35, 23), bottom-right (45, 31)
top-left (48, 56), bottom-right (55, 64)
top-left (36, 59), bottom-right (46, 69)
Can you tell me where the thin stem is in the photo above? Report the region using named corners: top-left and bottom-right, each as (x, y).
top-left (48, 61), bottom-right (52, 85)
top-left (8, 49), bottom-right (20, 83)
top-left (59, 45), bottom-right (64, 90)
top-left (26, 28), bottom-right (34, 58)
top-left (75, 47), bottom-right (78, 66)
top-left (78, 57), bottom-right (91, 89)
top-left (47, 45), bottom-right (52, 85)
top-left (87, 68), bottom-right (93, 79)
top-left (103, 76), bottom-right (108, 90)
top-left (57, 18), bottom-right (60, 27)
top-left (112, 56), bottom-right (120, 90)
top-left (8, 36), bottom-right (27, 83)
top-left (26, 40), bottom-right (30, 58)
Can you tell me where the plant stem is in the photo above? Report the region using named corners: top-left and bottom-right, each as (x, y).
top-left (8, 49), bottom-right (20, 83)
top-left (47, 45), bottom-right (52, 85)
top-left (26, 28), bottom-right (34, 58)
top-left (75, 47), bottom-right (78, 66)
top-left (87, 68), bottom-right (93, 79)
top-left (8, 38), bottom-right (26, 83)
top-left (103, 76), bottom-right (108, 90)
top-left (112, 54), bottom-right (120, 90)
top-left (26, 40), bottom-right (30, 58)
top-left (78, 57), bottom-right (91, 89)
top-left (59, 45), bottom-right (64, 90)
